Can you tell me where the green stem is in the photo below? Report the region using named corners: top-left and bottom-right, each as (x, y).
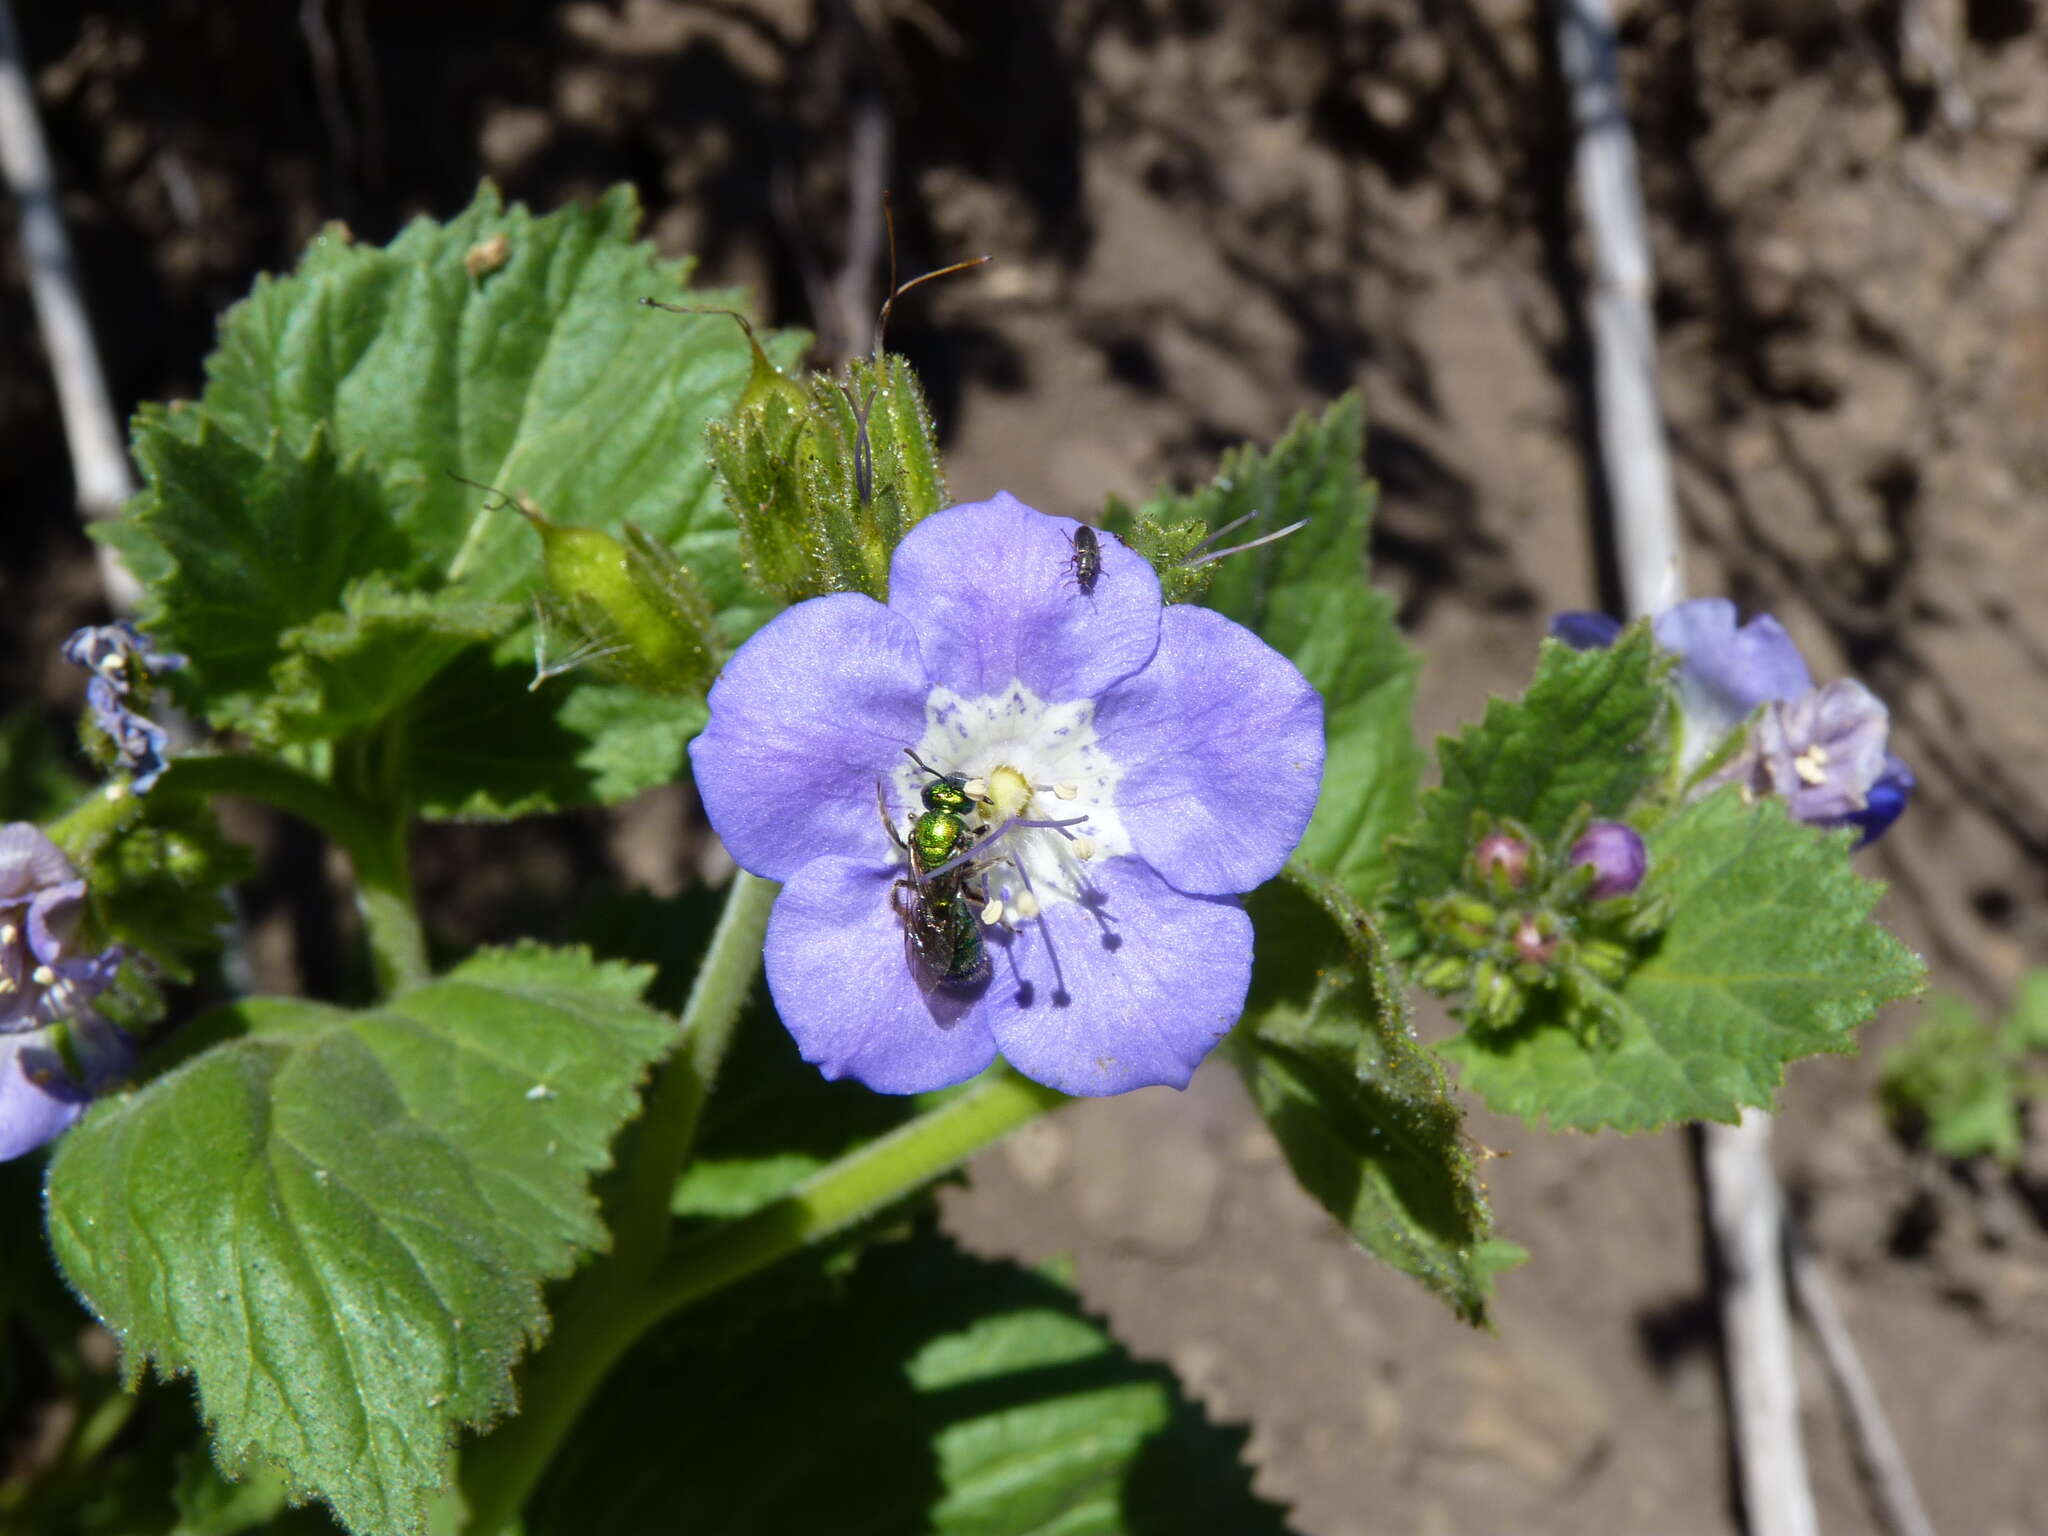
top-left (157, 751), bottom-right (429, 995)
top-left (608, 870), bottom-right (777, 1281)
top-left (459, 1065), bottom-right (1066, 1536)
top-left (641, 1067), bottom-right (1067, 1319)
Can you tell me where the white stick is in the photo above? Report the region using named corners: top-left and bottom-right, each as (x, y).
top-left (0, 0), bottom-right (141, 609)
top-left (1705, 1109), bottom-right (1820, 1536)
top-left (1556, 5), bottom-right (1814, 1534)
top-left (1788, 1233), bottom-right (1939, 1536)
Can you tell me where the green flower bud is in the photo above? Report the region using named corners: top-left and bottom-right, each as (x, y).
top-left (521, 502), bottom-right (719, 696)
top-left (1417, 954), bottom-right (1471, 993)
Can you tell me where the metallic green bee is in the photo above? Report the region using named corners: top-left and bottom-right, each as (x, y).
top-left (880, 751), bottom-right (992, 991)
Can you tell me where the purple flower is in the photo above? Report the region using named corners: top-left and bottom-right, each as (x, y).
top-left (0, 824), bottom-right (126, 1160)
top-left (67, 622), bottom-right (182, 794)
top-left (86, 675), bottom-right (172, 794)
top-left (690, 493), bottom-right (1325, 1097)
top-left (1570, 820), bottom-right (1647, 899)
top-left (1550, 598), bottom-right (1912, 845)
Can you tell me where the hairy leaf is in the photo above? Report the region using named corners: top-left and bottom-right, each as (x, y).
top-left (101, 182), bottom-right (800, 810)
top-left (1233, 864), bottom-right (1514, 1325)
top-left (46, 946), bottom-right (677, 1536)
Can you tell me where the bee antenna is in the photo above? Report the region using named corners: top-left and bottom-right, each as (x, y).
top-left (870, 192), bottom-right (992, 359)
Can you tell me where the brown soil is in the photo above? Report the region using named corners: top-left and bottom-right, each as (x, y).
top-left (6, 2), bottom-right (2048, 1532)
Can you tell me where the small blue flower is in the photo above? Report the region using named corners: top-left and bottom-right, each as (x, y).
top-left (1551, 598), bottom-right (1912, 845)
top-left (0, 823), bottom-right (127, 1161)
top-left (690, 493), bottom-right (1325, 1097)
top-left (65, 621), bottom-right (183, 794)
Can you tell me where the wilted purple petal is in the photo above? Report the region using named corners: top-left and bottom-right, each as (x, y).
top-left (1743, 679), bottom-right (1891, 825)
top-left (763, 856), bottom-right (999, 1093)
top-left (1550, 611), bottom-right (1624, 651)
top-left (689, 594), bottom-right (932, 882)
top-left (0, 1038), bottom-right (88, 1159)
top-left (888, 494), bottom-right (1161, 703)
top-left (1570, 820), bottom-right (1648, 899)
top-left (64, 620), bottom-right (185, 688)
top-left (1094, 605), bottom-right (1323, 896)
top-left (0, 1014), bottom-right (132, 1162)
top-left (0, 823), bottom-right (79, 904)
top-left (984, 857), bottom-right (1251, 1097)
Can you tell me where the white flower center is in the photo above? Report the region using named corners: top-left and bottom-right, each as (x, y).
top-left (892, 680), bottom-right (1131, 926)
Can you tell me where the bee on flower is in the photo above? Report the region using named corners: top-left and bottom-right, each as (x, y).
top-left (690, 493), bottom-right (1324, 1096)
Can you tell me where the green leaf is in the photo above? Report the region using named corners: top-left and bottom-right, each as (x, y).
top-left (104, 181), bottom-right (800, 809)
top-left (1387, 623), bottom-right (1671, 948)
top-left (112, 416), bottom-right (411, 732)
top-left (2006, 970), bottom-right (2048, 1054)
top-left (262, 579), bottom-right (521, 743)
top-left (1231, 863), bottom-right (1510, 1325)
top-left (1441, 792), bottom-right (1926, 1132)
top-left (45, 945), bottom-right (678, 1536)
top-left (402, 639), bottom-right (706, 818)
top-left (1880, 995), bottom-right (2025, 1163)
top-left (1125, 395), bottom-right (1424, 904)
top-left (526, 1231), bottom-right (1297, 1535)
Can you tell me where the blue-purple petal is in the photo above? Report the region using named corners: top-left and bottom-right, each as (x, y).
top-left (1550, 611), bottom-right (1624, 650)
top-left (1094, 606), bottom-right (1323, 896)
top-left (984, 856), bottom-right (1250, 1096)
top-left (888, 493), bottom-right (1161, 703)
top-left (1847, 753), bottom-right (1915, 848)
top-left (690, 595), bottom-right (932, 882)
top-left (763, 856), bottom-right (999, 1094)
top-left (0, 1035), bottom-right (89, 1161)
top-left (1655, 598), bottom-right (1813, 723)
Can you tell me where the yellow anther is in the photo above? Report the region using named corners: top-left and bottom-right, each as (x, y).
top-left (980, 894), bottom-right (1005, 927)
top-left (0, 923), bottom-right (15, 946)
top-left (1053, 782), bottom-right (1079, 800)
top-left (1793, 745), bottom-right (1829, 787)
top-left (1013, 890), bottom-right (1041, 920)
top-left (32, 965), bottom-right (57, 987)
top-left (1071, 836), bottom-right (1096, 860)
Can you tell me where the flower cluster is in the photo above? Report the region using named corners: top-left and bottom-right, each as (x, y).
top-left (691, 493), bottom-right (1324, 1097)
top-left (0, 824), bottom-right (127, 1160)
top-left (1417, 813), bottom-right (1656, 1031)
top-left (1553, 600), bottom-right (1913, 845)
top-left (64, 621), bottom-right (185, 795)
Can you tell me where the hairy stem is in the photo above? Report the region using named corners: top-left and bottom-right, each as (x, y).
top-left (610, 870), bottom-right (777, 1280)
top-left (459, 1064), bottom-right (1066, 1535)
